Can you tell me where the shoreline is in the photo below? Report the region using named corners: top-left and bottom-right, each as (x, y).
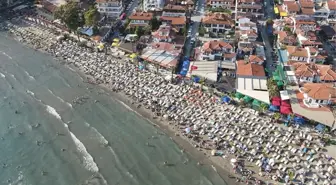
top-left (0, 20), bottom-right (240, 184)
top-left (2, 20), bottom-right (242, 184)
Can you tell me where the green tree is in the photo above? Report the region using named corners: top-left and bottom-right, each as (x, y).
top-left (84, 6), bottom-right (99, 26)
top-left (54, 2), bottom-right (84, 32)
top-left (149, 17), bottom-right (160, 30)
top-left (266, 18), bottom-right (273, 25)
top-left (273, 112), bottom-right (281, 120)
top-left (260, 103), bottom-right (269, 113)
top-left (198, 26), bottom-right (206, 36)
top-left (135, 26), bottom-right (145, 37)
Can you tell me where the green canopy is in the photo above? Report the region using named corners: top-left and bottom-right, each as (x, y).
top-left (243, 96), bottom-right (253, 102)
top-left (235, 92), bottom-right (244, 99)
top-left (252, 99), bottom-right (261, 107)
top-left (277, 81), bottom-right (284, 86)
top-left (273, 75), bottom-right (281, 81)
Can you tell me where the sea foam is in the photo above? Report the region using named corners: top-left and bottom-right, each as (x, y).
top-left (0, 72), bottom-right (5, 78)
top-left (24, 71), bottom-right (35, 80)
top-left (0, 51), bottom-right (13, 60)
top-left (48, 89), bottom-right (73, 108)
top-left (26, 90), bottom-right (35, 96)
top-left (46, 105), bottom-right (62, 120)
top-left (69, 132), bottom-right (99, 173)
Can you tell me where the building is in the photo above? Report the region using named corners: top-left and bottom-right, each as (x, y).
top-left (299, 83), bottom-right (336, 108)
top-left (277, 31), bottom-right (297, 47)
top-left (328, 0), bottom-right (336, 19)
top-left (160, 16), bottom-right (186, 29)
top-left (128, 12), bottom-right (154, 28)
top-left (314, 3), bottom-right (330, 20)
top-left (286, 46), bottom-right (309, 62)
top-left (290, 62), bottom-right (336, 83)
top-left (143, 0), bottom-right (165, 11)
top-left (200, 40), bottom-right (233, 61)
top-left (202, 13), bottom-right (234, 33)
top-left (162, 4), bottom-right (186, 17)
top-left (96, 0), bottom-right (123, 18)
top-left (236, 60), bottom-right (270, 103)
top-left (151, 24), bottom-right (179, 43)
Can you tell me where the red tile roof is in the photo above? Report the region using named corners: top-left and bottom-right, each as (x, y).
top-left (328, 0), bottom-right (336, 10)
top-left (202, 40), bottom-right (232, 52)
top-left (302, 83), bottom-right (336, 100)
top-left (160, 16), bottom-right (186, 25)
top-left (129, 12), bottom-right (153, 20)
top-left (236, 60), bottom-right (265, 76)
top-left (202, 13), bottom-right (234, 26)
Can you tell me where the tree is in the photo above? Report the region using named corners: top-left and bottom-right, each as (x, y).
top-left (135, 26), bottom-right (145, 37)
top-left (198, 26), bottom-right (206, 37)
top-left (54, 2), bottom-right (84, 32)
top-left (283, 26), bottom-right (291, 32)
top-left (149, 17), bottom-right (160, 30)
top-left (260, 103), bottom-right (269, 113)
top-left (266, 18), bottom-right (273, 25)
top-left (143, 26), bottom-right (152, 35)
top-left (84, 6), bottom-right (99, 26)
top-left (273, 112), bottom-right (281, 120)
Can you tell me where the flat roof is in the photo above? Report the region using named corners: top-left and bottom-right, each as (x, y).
top-left (237, 89), bottom-right (270, 104)
top-left (141, 49), bottom-right (179, 68)
top-left (280, 90), bottom-right (290, 100)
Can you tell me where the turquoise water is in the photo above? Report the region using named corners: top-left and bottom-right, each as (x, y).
top-left (0, 32), bottom-right (228, 185)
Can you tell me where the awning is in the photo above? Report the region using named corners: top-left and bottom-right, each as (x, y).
top-left (130, 53), bottom-right (138, 59)
top-left (280, 106), bottom-right (292, 115)
top-left (252, 99), bottom-right (261, 107)
top-left (280, 12), bottom-right (287, 17)
top-left (274, 7), bottom-right (279, 14)
top-left (235, 92), bottom-right (244, 99)
top-left (243, 96), bottom-right (253, 103)
top-left (277, 81), bottom-right (284, 86)
top-left (273, 75), bottom-right (281, 81)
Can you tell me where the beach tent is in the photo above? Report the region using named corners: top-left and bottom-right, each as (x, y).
top-left (235, 92), bottom-right (244, 99)
top-left (315, 124), bottom-right (325, 132)
top-left (293, 116), bottom-right (305, 125)
top-left (243, 96), bottom-right (253, 103)
top-left (179, 59), bottom-right (190, 76)
top-left (281, 100), bottom-right (291, 107)
top-left (271, 97), bottom-right (281, 106)
top-left (269, 105), bottom-right (279, 112)
top-left (79, 27), bottom-right (94, 36)
top-left (280, 106), bottom-right (292, 115)
top-left (222, 96), bottom-right (231, 103)
top-left (192, 76), bottom-right (201, 83)
top-left (252, 99), bottom-right (261, 107)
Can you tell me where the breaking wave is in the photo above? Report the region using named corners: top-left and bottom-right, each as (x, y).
top-left (48, 89), bottom-right (73, 108)
top-left (24, 71), bottom-right (35, 80)
top-left (45, 105), bottom-right (62, 120)
top-left (26, 90), bottom-right (34, 96)
top-left (69, 132), bottom-right (99, 173)
top-left (0, 72), bottom-right (5, 78)
top-left (0, 50), bottom-right (13, 60)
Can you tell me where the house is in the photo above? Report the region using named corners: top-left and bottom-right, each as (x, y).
top-left (237, 17), bottom-right (257, 33)
top-left (206, 0), bottom-right (233, 9)
top-left (143, 0), bottom-right (165, 11)
top-left (299, 83), bottom-right (336, 108)
top-left (290, 62), bottom-right (336, 83)
top-left (277, 31), bottom-right (297, 47)
top-left (287, 46), bottom-right (309, 62)
top-left (299, 0), bottom-right (315, 17)
top-left (96, 0), bottom-right (123, 18)
top-left (162, 4), bottom-right (186, 17)
top-left (202, 13), bottom-right (234, 33)
top-left (248, 55), bottom-right (264, 65)
top-left (237, 41), bottom-right (255, 56)
top-left (296, 20), bottom-right (316, 32)
top-left (328, 0), bottom-right (336, 19)
top-left (236, 60), bottom-right (270, 103)
top-left (200, 40), bottom-right (233, 60)
top-left (283, 1), bottom-right (301, 15)
top-left (236, 0), bottom-right (263, 19)
top-left (160, 16), bottom-right (186, 29)
top-left (151, 24), bottom-right (178, 43)
top-left (128, 12), bottom-right (153, 28)
top-left (314, 4), bottom-right (330, 20)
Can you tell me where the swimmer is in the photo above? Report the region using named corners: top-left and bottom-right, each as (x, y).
top-left (163, 161), bottom-right (168, 165)
top-left (41, 171), bottom-right (47, 176)
top-left (18, 132), bottom-right (24, 135)
top-left (61, 148), bottom-right (66, 152)
top-left (15, 110), bottom-right (19, 114)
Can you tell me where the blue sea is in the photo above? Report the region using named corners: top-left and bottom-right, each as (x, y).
top-left (0, 30), bottom-right (229, 185)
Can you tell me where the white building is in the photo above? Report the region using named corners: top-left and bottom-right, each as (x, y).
top-left (96, 0), bottom-right (123, 18)
top-left (300, 83), bottom-right (336, 108)
top-left (143, 0), bottom-right (165, 11)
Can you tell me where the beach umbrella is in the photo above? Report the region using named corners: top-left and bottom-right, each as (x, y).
top-left (252, 99), bottom-right (261, 107)
top-left (222, 96), bottom-right (231, 103)
top-left (243, 96), bottom-right (253, 103)
top-left (235, 92), bottom-right (244, 99)
top-left (185, 127), bottom-right (191, 134)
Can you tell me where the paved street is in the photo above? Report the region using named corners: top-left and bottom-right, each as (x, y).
top-left (183, 0), bottom-right (205, 57)
top-left (260, 0), bottom-right (276, 74)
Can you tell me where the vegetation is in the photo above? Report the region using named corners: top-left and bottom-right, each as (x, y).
top-left (283, 26), bottom-right (291, 32)
top-left (179, 24), bottom-right (187, 36)
top-left (260, 103), bottom-right (269, 113)
top-left (135, 26), bottom-right (145, 37)
top-left (267, 78), bottom-right (280, 98)
top-left (149, 17), bottom-right (161, 31)
top-left (208, 7), bottom-right (232, 14)
top-left (198, 26), bottom-right (206, 37)
top-left (83, 6), bottom-right (100, 26)
top-left (54, 2), bottom-right (84, 32)
top-left (273, 112), bottom-right (281, 120)
top-left (266, 18), bottom-right (274, 25)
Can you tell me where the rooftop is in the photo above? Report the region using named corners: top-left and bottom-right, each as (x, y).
top-left (129, 12), bottom-right (153, 20)
top-left (302, 83), bottom-right (336, 100)
top-left (290, 62), bottom-right (336, 81)
top-left (202, 40), bottom-right (232, 52)
top-left (160, 16), bottom-right (186, 25)
top-left (202, 13), bottom-right (234, 26)
top-left (287, 46), bottom-right (309, 58)
top-left (236, 60), bottom-right (265, 76)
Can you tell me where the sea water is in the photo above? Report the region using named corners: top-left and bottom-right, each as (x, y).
top-left (0, 32), bottom-right (229, 185)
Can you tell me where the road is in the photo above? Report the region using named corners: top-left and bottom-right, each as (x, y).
top-left (183, 0), bottom-right (206, 57)
top-left (260, 0), bottom-right (276, 74)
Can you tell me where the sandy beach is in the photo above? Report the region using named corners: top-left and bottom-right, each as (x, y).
top-left (3, 15), bottom-right (336, 185)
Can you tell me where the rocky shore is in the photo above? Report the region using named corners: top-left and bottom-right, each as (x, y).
top-left (2, 17), bottom-right (336, 185)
